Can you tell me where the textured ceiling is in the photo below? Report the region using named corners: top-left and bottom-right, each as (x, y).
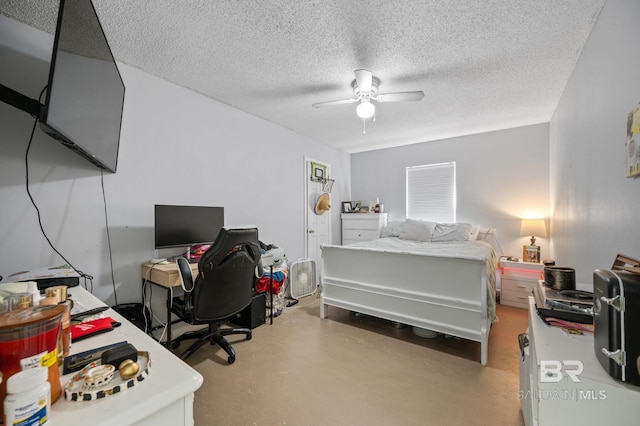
top-left (1, 0), bottom-right (605, 153)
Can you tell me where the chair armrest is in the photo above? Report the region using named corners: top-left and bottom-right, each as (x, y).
top-left (176, 257), bottom-right (194, 292)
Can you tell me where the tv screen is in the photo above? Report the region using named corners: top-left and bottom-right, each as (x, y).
top-left (39, 0), bottom-right (125, 173)
top-left (154, 205), bottom-right (225, 249)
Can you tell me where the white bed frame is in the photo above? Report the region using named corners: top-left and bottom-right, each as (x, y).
top-left (320, 244), bottom-right (493, 365)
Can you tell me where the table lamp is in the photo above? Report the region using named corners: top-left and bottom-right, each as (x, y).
top-left (520, 219), bottom-right (547, 246)
top-left (520, 219), bottom-right (547, 262)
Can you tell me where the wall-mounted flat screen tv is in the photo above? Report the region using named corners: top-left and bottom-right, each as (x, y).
top-left (39, 0), bottom-right (125, 173)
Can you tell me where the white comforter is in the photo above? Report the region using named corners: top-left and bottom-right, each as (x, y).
top-left (346, 237), bottom-right (498, 322)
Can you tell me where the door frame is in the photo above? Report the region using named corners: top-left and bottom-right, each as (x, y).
top-left (304, 156), bottom-right (332, 259)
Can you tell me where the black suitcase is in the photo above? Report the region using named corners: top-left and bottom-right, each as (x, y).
top-left (593, 269), bottom-right (640, 385)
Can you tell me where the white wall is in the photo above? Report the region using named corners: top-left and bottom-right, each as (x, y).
top-left (351, 124), bottom-right (550, 259)
top-left (550, 0), bottom-right (640, 286)
top-left (0, 18), bottom-right (350, 305)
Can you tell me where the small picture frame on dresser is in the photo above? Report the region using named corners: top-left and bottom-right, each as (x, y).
top-left (342, 202), bottom-right (352, 213)
top-left (523, 245), bottom-right (540, 263)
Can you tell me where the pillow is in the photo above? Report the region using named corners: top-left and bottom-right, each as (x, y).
top-left (468, 224), bottom-right (480, 241)
top-left (431, 222), bottom-right (473, 242)
top-left (380, 221), bottom-right (405, 238)
top-left (398, 219), bottom-right (436, 242)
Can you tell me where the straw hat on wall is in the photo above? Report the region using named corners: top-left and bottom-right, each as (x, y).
top-left (314, 193), bottom-right (331, 215)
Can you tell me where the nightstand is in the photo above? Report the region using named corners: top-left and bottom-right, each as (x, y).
top-left (499, 259), bottom-right (544, 309)
top-left (341, 213), bottom-right (387, 245)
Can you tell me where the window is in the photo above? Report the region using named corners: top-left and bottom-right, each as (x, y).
top-left (406, 162), bottom-right (456, 222)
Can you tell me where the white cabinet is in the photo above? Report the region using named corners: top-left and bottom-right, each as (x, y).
top-left (500, 260), bottom-right (544, 308)
top-left (341, 213), bottom-right (387, 245)
top-left (521, 297), bottom-right (640, 425)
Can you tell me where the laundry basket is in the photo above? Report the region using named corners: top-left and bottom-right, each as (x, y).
top-left (286, 259), bottom-right (317, 299)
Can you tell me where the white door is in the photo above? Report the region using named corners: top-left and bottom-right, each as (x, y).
top-left (305, 158), bottom-right (331, 283)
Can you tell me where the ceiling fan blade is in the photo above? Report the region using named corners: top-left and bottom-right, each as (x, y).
top-left (376, 91), bottom-right (424, 103)
top-left (354, 69), bottom-right (373, 92)
top-left (312, 98), bottom-right (358, 108)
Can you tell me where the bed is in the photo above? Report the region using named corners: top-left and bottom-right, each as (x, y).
top-left (320, 220), bottom-right (498, 366)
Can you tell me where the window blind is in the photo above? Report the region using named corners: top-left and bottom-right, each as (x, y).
top-left (406, 162), bottom-right (456, 222)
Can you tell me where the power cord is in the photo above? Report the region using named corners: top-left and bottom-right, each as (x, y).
top-left (24, 86), bottom-right (93, 283)
top-left (100, 169), bottom-right (118, 306)
top-left (142, 264), bottom-right (159, 335)
top-left (142, 264), bottom-right (172, 344)
top-left (154, 286), bottom-right (172, 344)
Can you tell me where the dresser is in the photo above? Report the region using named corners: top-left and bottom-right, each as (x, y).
top-left (52, 287), bottom-right (202, 425)
top-left (341, 213), bottom-right (387, 245)
top-left (500, 259), bottom-right (544, 308)
top-left (520, 297), bottom-right (640, 425)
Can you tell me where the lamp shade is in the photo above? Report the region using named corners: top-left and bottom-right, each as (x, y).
top-left (520, 219), bottom-right (547, 238)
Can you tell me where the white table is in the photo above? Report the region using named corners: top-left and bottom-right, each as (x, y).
top-left (53, 286), bottom-right (203, 425)
top-left (521, 296), bottom-right (640, 425)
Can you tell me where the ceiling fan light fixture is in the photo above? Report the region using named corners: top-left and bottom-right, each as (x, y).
top-left (356, 100), bottom-right (375, 119)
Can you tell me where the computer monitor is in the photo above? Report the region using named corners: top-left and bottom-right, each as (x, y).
top-left (154, 205), bottom-right (224, 249)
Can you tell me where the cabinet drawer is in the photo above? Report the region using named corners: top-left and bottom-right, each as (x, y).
top-left (501, 278), bottom-right (535, 308)
top-left (502, 277), bottom-right (535, 293)
top-left (501, 288), bottom-right (533, 306)
top-left (502, 269), bottom-right (543, 281)
top-left (500, 294), bottom-right (530, 308)
top-left (342, 219), bottom-right (380, 231)
top-left (343, 229), bottom-right (380, 241)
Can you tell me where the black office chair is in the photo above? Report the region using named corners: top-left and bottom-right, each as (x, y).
top-left (171, 226), bottom-right (261, 363)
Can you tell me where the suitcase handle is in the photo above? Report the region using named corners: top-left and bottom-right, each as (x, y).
top-left (601, 347), bottom-right (624, 367)
top-left (600, 295), bottom-right (624, 312)
top-left (518, 333), bottom-right (529, 362)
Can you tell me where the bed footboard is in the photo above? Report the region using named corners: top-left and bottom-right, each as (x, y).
top-left (320, 244), bottom-right (492, 366)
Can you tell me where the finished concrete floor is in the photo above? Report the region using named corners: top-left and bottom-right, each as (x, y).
top-left (184, 294), bottom-right (529, 425)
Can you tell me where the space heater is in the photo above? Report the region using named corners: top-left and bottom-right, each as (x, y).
top-left (287, 259), bottom-right (317, 300)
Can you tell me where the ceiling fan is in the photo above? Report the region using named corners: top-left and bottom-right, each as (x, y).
top-left (312, 69), bottom-right (424, 123)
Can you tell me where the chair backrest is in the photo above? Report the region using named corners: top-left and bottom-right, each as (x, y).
top-left (191, 226), bottom-right (260, 323)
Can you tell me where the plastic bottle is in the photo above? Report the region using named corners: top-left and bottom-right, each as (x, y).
top-left (4, 367), bottom-right (51, 426)
top-left (26, 281), bottom-right (41, 306)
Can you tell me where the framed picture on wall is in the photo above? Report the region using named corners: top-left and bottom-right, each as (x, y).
top-left (626, 103), bottom-right (640, 178)
top-left (310, 162), bottom-right (326, 182)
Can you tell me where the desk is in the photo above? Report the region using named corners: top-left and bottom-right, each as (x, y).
top-left (141, 262), bottom-right (197, 348)
top-left (141, 257), bottom-right (274, 348)
top-left (55, 286), bottom-right (203, 425)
